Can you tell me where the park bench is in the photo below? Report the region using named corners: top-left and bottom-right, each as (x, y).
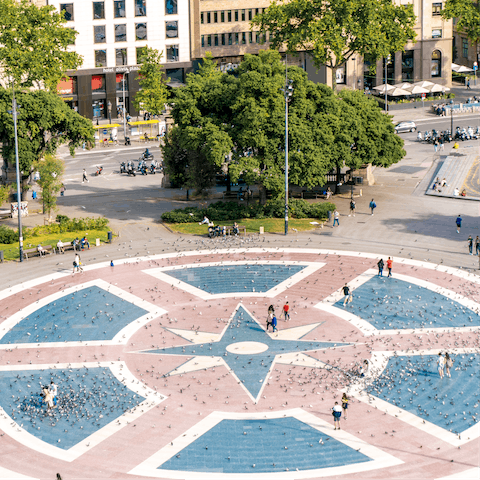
top-left (222, 191), bottom-right (240, 201)
top-left (56, 242), bottom-right (77, 254)
top-left (225, 224), bottom-right (247, 236)
top-left (301, 191), bottom-right (324, 199)
top-left (23, 245), bottom-right (54, 260)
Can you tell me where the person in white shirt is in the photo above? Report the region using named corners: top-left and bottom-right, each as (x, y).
top-left (199, 216), bottom-right (210, 225)
top-left (49, 381), bottom-right (58, 407)
top-left (437, 352), bottom-right (445, 378)
top-left (57, 240), bottom-right (64, 254)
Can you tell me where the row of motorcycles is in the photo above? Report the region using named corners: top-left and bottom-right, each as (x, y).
top-left (120, 150), bottom-right (162, 176)
top-left (417, 126), bottom-right (480, 144)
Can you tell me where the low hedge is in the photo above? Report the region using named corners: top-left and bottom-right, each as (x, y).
top-left (161, 199), bottom-right (336, 223)
top-left (0, 216), bottom-right (109, 244)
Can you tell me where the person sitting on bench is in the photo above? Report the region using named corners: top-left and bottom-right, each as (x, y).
top-left (233, 222), bottom-right (239, 236)
top-left (80, 236), bottom-right (90, 250)
top-left (37, 244), bottom-right (46, 257)
top-left (56, 240), bottom-right (65, 254)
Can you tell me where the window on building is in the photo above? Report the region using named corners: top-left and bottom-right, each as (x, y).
top-left (432, 29), bottom-right (442, 38)
top-left (463, 38), bottom-right (469, 58)
top-left (165, 0), bottom-right (177, 15)
top-left (206, 12), bottom-right (210, 23)
top-left (94, 50), bottom-right (107, 67)
top-left (214, 12), bottom-right (217, 22)
top-left (93, 1), bottom-right (104, 19)
top-left (201, 35), bottom-right (204, 47)
top-left (255, 32), bottom-right (261, 43)
top-left (136, 46), bottom-right (147, 63)
top-left (200, 13), bottom-right (203, 24)
top-left (166, 21), bottom-right (178, 38)
top-left (248, 9), bottom-right (252, 20)
top-left (166, 68), bottom-right (184, 84)
top-left (431, 50), bottom-right (441, 77)
top-left (220, 11), bottom-right (224, 22)
top-left (214, 34), bottom-right (218, 46)
top-left (401, 50), bottom-right (414, 80)
top-left (234, 33), bottom-right (239, 44)
top-left (59, 3), bottom-right (74, 21)
top-left (94, 25), bottom-right (106, 43)
top-left (135, 23), bottom-right (147, 40)
top-left (227, 10), bottom-right (231, 22)
top-left (166, 45), bottom-right (179, 62)
top-left (114, 0), bottom-right (125, 18)
top-left (207, 35), bottom-right (211, 47)
top-left (116, 73), bottom-right (128, 91)
top-left (116, 48), bottom-right (127, 65)
top-left (248, 31), bottom-right (253, 43)
top-left (432, 2), bottom-right (442, 15)
top-left (115, 24), bottom-right (126, 42)
top-left (241, 9), bottom-right (245, 21)
top-left (228, 33), bottom-right (233, 45)
top-left (241, 32), bottom-right (246, 45)
top-left (221, 33), bottom-right (226, 45)
top-left (336, 65), bottom-right (346, 84)
top-left (92, 75), bottom-right (106, 92)
top-left (135, 0), bottom-right (146, 16)
top-left (234, 10), bottom-right (238, 21)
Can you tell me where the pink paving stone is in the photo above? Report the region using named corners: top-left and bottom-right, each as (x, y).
top-left (0, 250), bottom-right (478, 479)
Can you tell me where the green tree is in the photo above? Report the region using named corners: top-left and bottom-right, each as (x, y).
top-left (34, 154), bottom-right (64, 218)
top-left (170, 50), bottom-right (404, 200)
top-left (133, 47), bottom-right (169, 116)
top-left (442, 0), bottom-right (480, 44)
top-left (0, 0), bottom-right (81, 90)
top-left (0, 89), bottom-right (95, 180)
top-left (251, 0), bottom-right (416, 91)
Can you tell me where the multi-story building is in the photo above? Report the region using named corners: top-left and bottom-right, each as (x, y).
top-left (51, 0), bottom-right (192, 119)
top-left (193, 0), bottom-right (453, 90)
top-left (452, 19), bottom-right (479, 72)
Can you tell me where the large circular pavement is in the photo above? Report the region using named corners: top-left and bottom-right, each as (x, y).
top-left (0, 249), bottom-right (478, 480)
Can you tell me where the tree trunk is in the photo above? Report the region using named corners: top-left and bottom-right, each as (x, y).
top-left (334, 166), bottom-right (341, 194)
top-left (331, 65), bottom-right (337, 94)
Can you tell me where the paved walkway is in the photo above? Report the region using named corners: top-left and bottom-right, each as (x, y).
top-left (0, 249), bottom-right (478, 480)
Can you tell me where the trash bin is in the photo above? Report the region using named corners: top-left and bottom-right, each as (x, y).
top-left (125, 136), bottom-right (131, 146)
top-left (107, 231), bottom-right (113, 243)
top-left (327, 210), bottom-right (332, 222)
top-left (0, 251), bottom-right (3, 263)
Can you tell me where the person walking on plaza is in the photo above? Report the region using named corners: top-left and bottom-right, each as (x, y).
top-left (437, 352), bottom-right (445, 378)
top-left (342, 283), bottom-right (352, 306)
top-left (386, 257), bottom-right (393, 277)
top-left (73, 253), bottom-right (83, 274)
top-left (377, 258), bottom-right (384, 276)
top-left (476, 236), bottom-right (480, 255)
top-left (349, 199), bottom-right (356, 217)
top-left (332, 401), bottom-right (342, 430)
top-left (369, 198), bottom-right (376, 215)
top-left (333, 209), bottom-right (340, 227)
top-left (82, 169), bottom-right (88, 183)
top-left (456, 215), bottom-right (462, 234)
top-left (271, 314), bottom-right (278, 334)
top-left (341, 393), bottom-right (349, 420)
top-left (282, 302), bottom-right (290, 321)
top-left (467, 78), bottom-right (471, 90)
top-left (266, 305), bottom-right (274, 332)
top-left (468, 235), bottom-right (474, 255)
top-left (445, 352), bottom-right (454, 377)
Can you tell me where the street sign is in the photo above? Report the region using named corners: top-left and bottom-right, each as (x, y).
top-left (421, 93), bottom-right (426, 99)
top-left (473, 62), bottom-right (478, 71)
top-left (103, 129), bottom-right (108, 135)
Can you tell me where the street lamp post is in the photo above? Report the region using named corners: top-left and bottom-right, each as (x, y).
top-left (282, 62), bottom-right (294, 236)
top-left (11, 89), bottom-right (24, 262)
top-left (122, 73), bottom-right (127, 139)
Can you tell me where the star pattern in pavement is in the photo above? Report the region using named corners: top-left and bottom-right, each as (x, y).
top-left (143, 305), bottom-right (350, 401)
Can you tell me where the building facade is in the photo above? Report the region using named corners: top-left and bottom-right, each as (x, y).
top-left (50, 0), bottom-right (192, 119)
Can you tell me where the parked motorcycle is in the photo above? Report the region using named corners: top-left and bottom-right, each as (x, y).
top-left (126, 161), bottom-right (136, 176)
top-left (120, 162), bottom-right (126, 174)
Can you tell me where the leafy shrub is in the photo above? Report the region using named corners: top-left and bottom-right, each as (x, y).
top-left (24, 217), bottom-right (109, 238)
top-left (0, 225), bottom-right (19, 244)
top-left (56, 214), bottom-right (69, 224)
top-left (161, 200), bottom-right (336, 223)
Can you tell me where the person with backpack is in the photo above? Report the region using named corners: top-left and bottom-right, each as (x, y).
top-left (266, 305), bottom-right (274, 332)
top-left (369, 199), bottom-right (376, 215)
top-left (377, 258), bottom-right (384, 276)
top-left (349, 199), bottom-right (356, 217)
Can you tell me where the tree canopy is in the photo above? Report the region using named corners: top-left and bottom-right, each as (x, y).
top-left (442, 0), bottom-right (480, 44)
top-left (251, 0), bottom-right (416, 89)
top-left (133, 47), bottom-right (170, 116)
top-left (166, 50), bottom-right (404, 198)
top-left (34, 154), bottom-right (64, 217)
top-left (0, 0), bottom-right (81, 90)
top-left (0, 89), bottom-right (94, 178)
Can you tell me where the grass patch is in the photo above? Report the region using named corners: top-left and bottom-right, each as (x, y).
top-left (0, 229), bottom-right (112, 261)
top-left (168, 218), bottom-right (323, 235)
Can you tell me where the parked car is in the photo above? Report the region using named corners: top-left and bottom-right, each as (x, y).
top-left (394, 121), bottom-right (417, 133)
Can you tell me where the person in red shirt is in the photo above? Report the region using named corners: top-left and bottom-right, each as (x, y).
top-left (386, 257), bottom-right (393, 277)
top-left (283, 302), bottom-right (290, 321)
